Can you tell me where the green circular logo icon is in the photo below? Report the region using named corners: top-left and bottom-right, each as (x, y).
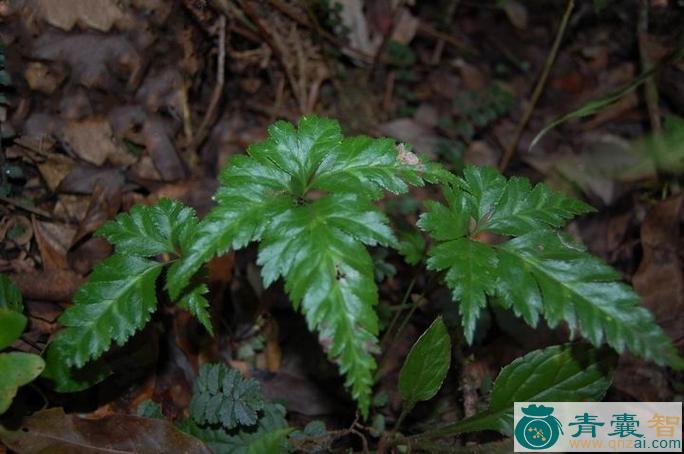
top-left (515, 404), bottom-right (563, 450)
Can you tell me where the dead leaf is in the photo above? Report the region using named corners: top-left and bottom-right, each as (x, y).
top-left (10, 269), bottom-right (85, 302)
top-left (337, 0), bottom-right (382, 55)
top-left (378, 118), bottom-right (439, 156)
top-left (502, 0), bottom-right (528, 30)
top-left (32, 218), bottom-right (75, 270)
top-left (33, 31), bottom-right (143, 89)
top-left (633, 195), bottom-right (684, 347)
top-left (0, 215), bottom-right (33, 248)
top-left (0, 407), bottom-right (211, 453)
top-left (72, 184), bottom-right (122, 245)
top-left (33, 0), bottom-right (125, 32)
top-left (391, 8), bottom-right (419, 44)
top-left (58, 164), bottom-right (125, 195)
top-left (24, 61), bottom-right (65, 94)
top-left (143, 115), bottom-right (186, 181)
top-left (61, 118), bottom-right (136, 167)
top-left (37, 153), bottom-right (74, 191)
top-left (68, 237), bottom-right (112, 275)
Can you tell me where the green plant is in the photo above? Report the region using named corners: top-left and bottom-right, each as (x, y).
top-left (0, 275), bottom-right (45, 415)
top-left (418, 166), bottom-right (681, 367)
top-left (392, 341), bottom-right (616, 449)
top-left (38, 115), bottom-right (681, 420)
top-left (141, 363), bottom-right (292, 454)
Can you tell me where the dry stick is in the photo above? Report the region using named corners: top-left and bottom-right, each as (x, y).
top-left (638, 0), bottom-right (668, 179)
top-left (429, 0), bottom-right (462, 65)
top-left (498, 0), bottom-right (575, 172)
top-left (191, 15), bottom-right (226, 152)
top-left (268, 0), bottom-right (374, 64)
top-left (237, 0), bottom-right (306, 114)
top-left (0, 195), bottom-right (54, 220)
top-left (368, 0), bottom-right (408, 81)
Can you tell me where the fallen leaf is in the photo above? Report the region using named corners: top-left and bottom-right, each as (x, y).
top-left (33, 31), bottom-right (142, 89)
top-left (61, 118), bottom-right (136, 167)
top-left (143, 115), bottom-right (186, 181)
top-left (71, 184), bottom-right (122, 245)
top-left (57, 164), bottom-right (125, 195)
top-left (37, 153), bottom-right (74, 191)
top-left (633, 195), bottom-right (684, 347)
top-left (0, 407), bottom-right (211, 453)
top-left (33, 0), bottom-right (125, 32)
top-left (502, 0), bottom-right (528, 30)
top-left (31, 218), bottom-right (75, 270)
top-left (10, 269), bottom-right (85, 302)
top-left (24, 61), bottom-right (65, 94)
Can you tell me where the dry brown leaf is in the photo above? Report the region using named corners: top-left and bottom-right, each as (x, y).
top-left (502, 0), bottom-right (528, 30)
top-left (10, 269), bottom-right (85, 302)
top-left (24, 61), bottom-right (65, 94)
top-left (34, 0), bottom-right (125, 32)
top-left (33, 32), bottom-right (142, 89)
top-left (32, 218), bottom-right (75, 270)
top-left (62, 118), bottom-right (137, 167)
top-left (0, 407), bottom-right (211, 453)
top-left (37, 153), bottom-right (74, 191)
top-left (633, 195), bottom-right (684, 347)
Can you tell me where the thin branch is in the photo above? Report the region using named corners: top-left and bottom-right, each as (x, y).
top-left (498, 0), bottom-right (575, 172)
top-left (191, 15), bottom-right (226, 152)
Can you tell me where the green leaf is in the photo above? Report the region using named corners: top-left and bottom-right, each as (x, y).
top-left (398, 317), bottom-right (451, 407)
top-left (181, 402), bottom-right (289, 454)
top-left (0, 274), bottom-right (22, 312)
top-left (498, 231), bottom-right (680, 365)
top-left (45, 254), bottom-right (163, 370)
top-left (0, 352), bottom-right (45, 414)
top-left (168, 116), bottom-right (441, 415)
top-left (312, 136), bottom-right (422, 199)
top-left (0, 309), bottom-right (27, 351)
top-left (177, 283), bottom-right (213, 335)
top-left (427, 239), bottom-right (497, 344)
top-left (397, 230), bottom-right (425, 265)
top-left (245, 428), bottom-right (293, 454)
top-left (98, 198), bottom-right (199, 257)
top-left (190, 363), bottom-right (265, 430)
top-left (420, 166), bottom-right (681, 367)
top-left (136, 399), bottom-right (164, 419)
top-left (415, 344), bottom-right (615, 441)
top-left (257, 195), bottom-right (394, 416)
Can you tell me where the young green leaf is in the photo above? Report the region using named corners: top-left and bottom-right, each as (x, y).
top-left (0, 274), bottom-right (22, 312)
top-left (398, 317), bottom-right (451, 407)
top-left (417, 344), bottom-right (615, 439)
top-left (176, 283), bottom-right (213, 336)
top-left (98, 198), bottom-right (199, 257)
top-left (190, 363), bottom-right (265, 430)
top-left (420, 166), bottom-right (682, 367)
top-left (169, 115), bottom-right (441, 416)
top-left (0, 352), bottom-right (45, 414)
top-left (0, 309), bottom-right (26, 351)
top-left (45, 255), bottom-right (163, 370)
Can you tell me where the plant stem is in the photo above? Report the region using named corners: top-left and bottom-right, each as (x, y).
top-left (380, 277), bottom-right (416, 347)
top-left (498, 0), bottom-right (575, 171)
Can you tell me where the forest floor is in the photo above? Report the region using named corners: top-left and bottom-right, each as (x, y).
top-left (0, 0), bottom-right (683, 452)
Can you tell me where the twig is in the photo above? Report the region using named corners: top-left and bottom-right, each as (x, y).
top-left (267, 0), bottom-right (374, 64)
top-left (368, 0), bottom-right (407, 80)
top-left (498, 0), bottom-right (575, 172)
top-left (430, 0), bottom-right (461, 64)
top-left (191, 15), bottom-right (226, 151)
top-left (638, 0), bottom-right (662, 134)
top-left (0, 195), bottom-right (53, 219)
